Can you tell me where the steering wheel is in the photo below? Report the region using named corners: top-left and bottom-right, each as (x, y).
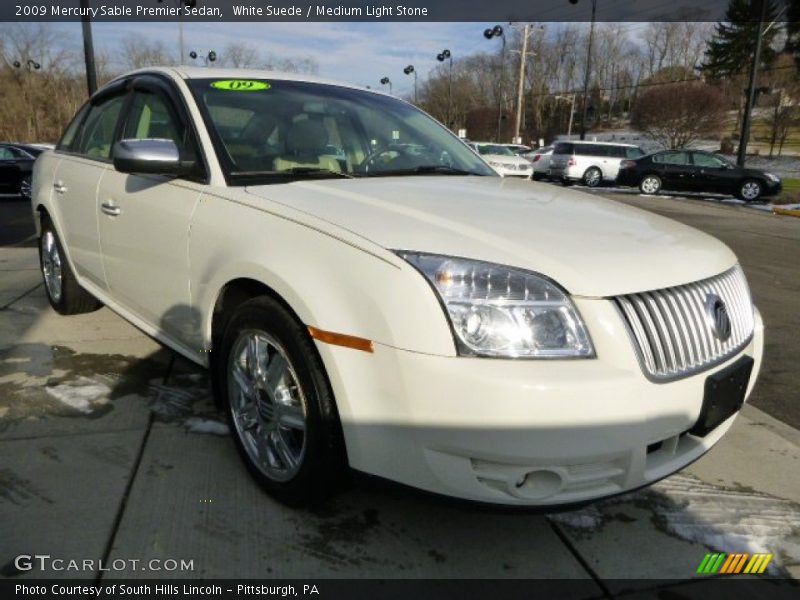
top-left (359, 144), bottom-right (415, 174)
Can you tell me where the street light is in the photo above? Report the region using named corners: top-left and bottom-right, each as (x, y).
top-left (568, 0), bottom-right (597, 141)
top-left (189, 50), bottom-right (217, 66)
top-left (380, 77), bottom-right (392, 93)
top-left (12, 59), bottom-right (41, 71)
top-left (484, 25), bottom-right (506, 142)
top-left (403, 65), bottom-right (418, 104)
top-left (437, 49), bottom-right (453, 128)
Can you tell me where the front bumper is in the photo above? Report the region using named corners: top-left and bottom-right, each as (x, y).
top-left (763, 179), bottom-right (782, 197)
top-left (492, 165), bottom-right (532, 179)
top-left (314, 302), bottom-right (764, 506)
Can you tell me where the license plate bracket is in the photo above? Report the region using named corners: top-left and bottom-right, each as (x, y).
top-left (690, 356), bottom-right (754, 437)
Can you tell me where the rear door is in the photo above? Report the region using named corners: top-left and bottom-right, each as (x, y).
top-left (97, 76), bottom-right (206, 346)
top-left (651, 151), bottom-right (692, 191)
top-left (51, 88), bottom-right (128, 291)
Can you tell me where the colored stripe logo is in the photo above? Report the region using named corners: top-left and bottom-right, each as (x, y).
top-left (696, 552), bottom-right (773, 574)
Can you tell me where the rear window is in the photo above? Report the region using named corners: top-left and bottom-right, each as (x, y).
top-left (575, 144), bottom-right (609, 156)
top-left (553, 142), bottom-right (574, 155)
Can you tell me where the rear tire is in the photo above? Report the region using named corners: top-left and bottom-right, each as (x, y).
top-left (532, 172), bottom-right (544, 181)
top-left (216, 295), bottom-right (347, 505)
top-left (639, 174), bottom-right (662, 195)
top-left (737, 179), bottom-right (762, 202)
top-left (582, 167), bottom-right (603, 188)
top-left (39, 216), bottom-right (102, 315)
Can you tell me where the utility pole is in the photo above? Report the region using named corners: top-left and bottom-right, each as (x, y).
top-left (513, 24), bottom-right (530, 145)
top-left (80, 0), bottom-right (97, 96)
top-left (737, 0), bottom-right (769, 167)
top-left (567, 94), bottom-right (576, 138)
top-left (579, 0), bottom-right (597, 141)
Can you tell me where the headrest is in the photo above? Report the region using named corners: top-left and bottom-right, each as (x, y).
top-left (285, 118), bottom-right (329, 155)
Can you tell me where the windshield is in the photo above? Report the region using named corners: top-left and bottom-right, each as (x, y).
top-left (475, 144), bottom-right (514, 156)
top-left (187, 78), bottom-right (495, 183)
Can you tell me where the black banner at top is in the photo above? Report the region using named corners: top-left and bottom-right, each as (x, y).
top-left (2, 0), bottom-right (754, 23)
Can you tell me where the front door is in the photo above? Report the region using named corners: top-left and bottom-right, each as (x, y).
top-left (690, 152), bottom-right (738, 195)
top-left (97, 83), bottom-right (205, 347)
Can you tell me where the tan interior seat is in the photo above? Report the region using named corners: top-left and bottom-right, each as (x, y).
top-left (273, 118), bottom-right (341, 173)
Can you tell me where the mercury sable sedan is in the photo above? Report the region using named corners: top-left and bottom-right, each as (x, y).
top-left (32, 68), bottom-right (763, 506)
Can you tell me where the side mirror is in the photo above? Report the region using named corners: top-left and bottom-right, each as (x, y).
top-left (112, 139), bottom-right (193, 176)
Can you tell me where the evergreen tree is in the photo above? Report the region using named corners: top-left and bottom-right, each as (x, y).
top-left (702, 0), bottom-right (780, 79)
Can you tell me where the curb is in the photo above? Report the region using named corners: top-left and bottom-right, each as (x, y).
top-left (773, 207), bottom-right (800, 218)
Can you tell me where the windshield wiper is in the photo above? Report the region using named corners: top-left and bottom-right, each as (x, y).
top-left (230, 168), bottom-right (355, 183)
top-left (281, 167), bottom-right (355, 179)
top-left (363, 165), bottom-right (485, 177)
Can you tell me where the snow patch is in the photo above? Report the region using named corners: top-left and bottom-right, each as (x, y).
top-left (45, 376), bottom-right (111, 414)
top-left (184, 416), bottom-right (230, 436)
top-left (549, 473), bottom-right (800, 574)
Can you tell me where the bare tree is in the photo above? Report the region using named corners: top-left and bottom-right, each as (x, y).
top-left (221, 42), bottom-right (260, 68)
top-left (0, 23), bottom-right (87, 142)
top-left (120, 36), bottom-right (175, 69)
top-left (631, 81), bottom-right (727, 149)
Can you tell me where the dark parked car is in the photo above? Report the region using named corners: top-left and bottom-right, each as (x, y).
top-left (0, 143), bottom-right (43, 199)
top-left (617, 149), bottom-right (782, 202)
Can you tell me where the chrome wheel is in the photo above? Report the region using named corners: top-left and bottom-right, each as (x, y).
top-left (640, 176), bottom-right (661, 194)
top-left (41, 230), bottom-right (63, 303)
top-left (583, 168), bottom-right (602, 187)
top-left (19, 176), bottom-right (31, 199)
top-left (227, 329), bottom-right (307, 482)
top-left (740, 181), bottom-right (761, 201)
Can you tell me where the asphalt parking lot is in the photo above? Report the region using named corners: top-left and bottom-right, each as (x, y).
top-left (1, 191), bottom-right (799, 595)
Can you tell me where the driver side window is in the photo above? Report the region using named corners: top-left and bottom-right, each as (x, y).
top-left (692, 153), bottom-right (725, 168)
top-left (75, 94), bottom-right (127, 160)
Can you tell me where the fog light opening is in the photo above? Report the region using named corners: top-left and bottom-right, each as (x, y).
top-left (514, 469), bottom-right (563, 499)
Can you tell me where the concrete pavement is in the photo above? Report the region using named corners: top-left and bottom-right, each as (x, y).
top-left (1, 196), bottom-right (798, 594)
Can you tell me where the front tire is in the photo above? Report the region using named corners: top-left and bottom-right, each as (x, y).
top-left (639, 174), bottom-right (662, 195)
top-left (583, 167), bottom-right (602, 188)
top-left (217, 296), bottom-right (347, 505)
top-left (39, 216), bottom-right (102, 315)
top-left (532, 172), bottom-right (544, 181)
top-left (738, 179), bottom-right (762, 202)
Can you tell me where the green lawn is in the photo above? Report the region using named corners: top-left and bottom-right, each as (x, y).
top-left (783, 177), bottom-right (800, 190)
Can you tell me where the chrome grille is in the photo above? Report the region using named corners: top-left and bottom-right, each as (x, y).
top-left (614, 266), bottom-right (754, 381)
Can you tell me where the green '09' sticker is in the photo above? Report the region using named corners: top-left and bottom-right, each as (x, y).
top-left (211, 80), bottom-right (270, 91)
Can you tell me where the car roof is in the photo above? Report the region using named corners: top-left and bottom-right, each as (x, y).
top-left (108, 66), bottom-right (389, 98)
top-left (555, 140), bottom-right (641, 148)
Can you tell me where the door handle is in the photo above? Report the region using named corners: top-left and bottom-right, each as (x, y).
top-left (53, 182), bottom-right (67, 194)
top-left (101, 201), bottom-right (121, 216)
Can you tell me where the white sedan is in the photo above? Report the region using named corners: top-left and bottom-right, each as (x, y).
top-left (469, 142), bottom-right (533, 179)
top-left (32, 68), bottom-right (763, 506)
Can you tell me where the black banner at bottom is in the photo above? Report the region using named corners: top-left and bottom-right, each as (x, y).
top-left (3, 578), bottom-right (800, 600)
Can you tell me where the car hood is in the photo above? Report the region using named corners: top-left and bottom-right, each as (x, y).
top-left (482, 154), bottom-right (529, 167)
top-left (245, 176), bottom-right (737, 297)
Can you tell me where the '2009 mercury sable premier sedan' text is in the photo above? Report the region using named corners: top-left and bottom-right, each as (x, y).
top-left (32, 67), bottom-right (763, 506)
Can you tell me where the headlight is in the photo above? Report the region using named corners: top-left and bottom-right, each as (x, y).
top-left (488, 161), bottom-right (504, 168)
top-left (396, 252), bottom-right (595, 358)
top-left (765, 172), bottom-right (780, 183)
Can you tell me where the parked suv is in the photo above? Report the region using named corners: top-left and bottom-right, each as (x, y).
top-left (548, 141), bottom-right (644, 187)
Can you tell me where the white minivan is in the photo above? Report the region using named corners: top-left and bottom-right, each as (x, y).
top-left (548, 141), bottom-right (644, 187)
